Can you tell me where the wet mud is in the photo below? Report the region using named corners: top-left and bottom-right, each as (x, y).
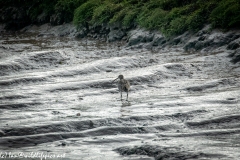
top-left (0, 29), bottom-right (240, 160)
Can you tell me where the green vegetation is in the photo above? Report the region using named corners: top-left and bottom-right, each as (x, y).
top-left (73, 0), bottom-right (101, 28)
top-left (28, 0), bottom-right (58, 21)
top-left (1, 0), bottom-right (240, 36)
top-left (55, 0), bottom-right (87, 23)
top-left (210, 0), bottom-right (240, 28)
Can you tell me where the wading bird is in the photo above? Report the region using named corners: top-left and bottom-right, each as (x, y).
top-left (113, 75), bottom-right (130, 101)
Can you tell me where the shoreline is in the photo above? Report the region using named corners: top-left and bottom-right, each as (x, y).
top-left (1, 22), bottom-right (240, 64)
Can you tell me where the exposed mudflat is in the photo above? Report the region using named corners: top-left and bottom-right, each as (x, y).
top-left (0, 26), bottom-right (240, 160)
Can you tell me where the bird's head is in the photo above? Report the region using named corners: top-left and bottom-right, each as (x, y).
top-left (113, 75), bottom-right (124, 83)
top-left (118, 75), bottom-right (124, 79)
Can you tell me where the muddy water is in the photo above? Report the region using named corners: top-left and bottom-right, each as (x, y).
top-left (0, 30), bottom-right (240, 160)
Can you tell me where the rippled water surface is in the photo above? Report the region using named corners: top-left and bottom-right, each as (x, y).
top-left (0, 30), bottom-right (240, 160)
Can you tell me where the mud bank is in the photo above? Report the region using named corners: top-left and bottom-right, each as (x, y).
top-left (0, 23), bottom-right (240, 159)
top-left (5, 22), bottom-right (238, 64)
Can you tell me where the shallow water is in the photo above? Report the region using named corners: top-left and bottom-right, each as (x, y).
top-left (0, 30), bottom-right (240, 160)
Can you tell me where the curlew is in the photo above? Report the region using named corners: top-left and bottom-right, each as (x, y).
top-left (113, 75), bottom-right (130, 101)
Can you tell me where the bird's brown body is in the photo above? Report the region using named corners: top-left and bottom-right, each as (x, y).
top-left (113, 75), bottom-right (130, 100)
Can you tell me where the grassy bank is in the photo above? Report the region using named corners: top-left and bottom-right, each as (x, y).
top-left (1, 0), bottom-right (240, 36)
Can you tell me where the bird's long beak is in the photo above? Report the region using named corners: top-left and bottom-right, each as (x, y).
top-left (112, 77), bottom-right (118, 83)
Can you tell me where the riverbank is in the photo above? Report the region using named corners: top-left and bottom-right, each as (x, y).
top-left (1, 22), bottom-right (239, 64)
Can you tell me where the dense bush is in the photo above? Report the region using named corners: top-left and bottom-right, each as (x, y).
top-left (72, 0), bottom-right (217, 36)
top-left (1, 0), bottom-right (240, 35)
top-left (91, 1), bottom-right (123, 24)
top-left (73, 0), bottom-right (101, 28)
top-left (210, 0), bottom-right (240, 28)
top-left (28, 0), bottom-right (58, 21)
top-left (55, 0), bottom-right (86, 23)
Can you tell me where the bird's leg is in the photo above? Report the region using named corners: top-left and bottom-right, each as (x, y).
top-left (126, 91), bottom-right (128, 101)
top-left (120, 90), bottom-right (123, 101)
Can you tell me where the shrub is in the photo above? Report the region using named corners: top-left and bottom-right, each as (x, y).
top-left (55, 0), bottom-right (86, 23)
top-left (71, 0), bottom-right (240, 35)
top-left (109, 6), bottom-right (127, 25)
top-left (137, 7), bottom-right (168, 30)
top-left (91, 1), bottom-right (123, 25)
top-left (165, 16), bottom-right (188, 36)
top-left (159, 0), bottom-right (194, 10)
top-left (2, 0), bottom-right (240, 36)
top-left (73, 0), bottom-right (101, 28)
top-left (27, 0), bottom-right (58, 21)
top-left (186, 9), bottom-right (205, 31)
top-left (210, 0), bottom-right (240, 28)
top-left (122, 8), bottom-right (139, 26)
